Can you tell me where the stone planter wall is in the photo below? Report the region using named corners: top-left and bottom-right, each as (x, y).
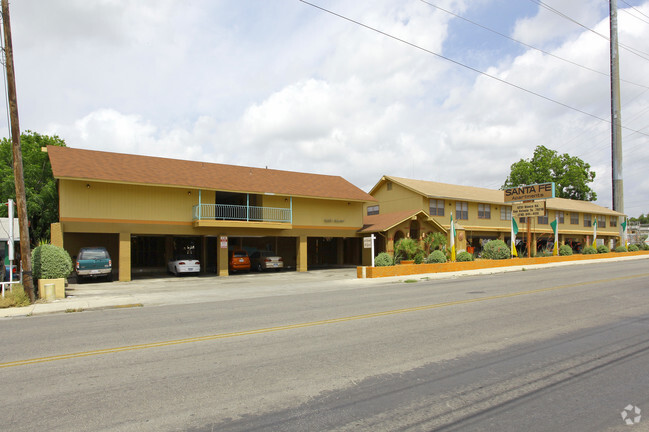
top-left (357, 251), bottom-right (649, 278)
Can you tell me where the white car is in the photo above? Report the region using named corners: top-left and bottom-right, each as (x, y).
top-left (167, 255), bottom-right (200, 276)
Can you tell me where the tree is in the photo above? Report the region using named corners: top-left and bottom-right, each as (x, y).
top-left (502, 145), bottom-right (597, 201)
top-left (0, 131), bottom-right (65, 243)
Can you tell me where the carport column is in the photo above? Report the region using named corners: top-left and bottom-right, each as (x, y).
top-left (337, 238), bottom-right (344, 265)
top-left (297, 235), bottom-right (308, 272)
top-left (119, 232), bottom-right (131, 282)
top-left (50, 222), bottom-right (64, 248)
top-left (217, 235), bottom-right (229, 277)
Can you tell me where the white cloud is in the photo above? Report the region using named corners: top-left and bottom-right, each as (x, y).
top-left (7, 0), bottom-right (649, 215)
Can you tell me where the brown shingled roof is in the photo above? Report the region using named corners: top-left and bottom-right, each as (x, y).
top-left (47, 146), bottom-right (375, 202)
top-left (359, 209), bottom-right (425, 233)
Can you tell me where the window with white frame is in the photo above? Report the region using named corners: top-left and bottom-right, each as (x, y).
top-left (571, 212), bottom-right (579, 224)
top-left (478, 204), bottom-right (491, 219)
top-left (367, 205), bottom-right (379, 216)
top-left (500, 206), bottom-right (511, 220)
top-left (583, 214), bottom-right (592, 227)
top-left (556, 211), bottom-right (564, 224)
top-left (456, 201), bottom-right (468, 220)
top-left (610, 216), bottom-right (617, 227)
top-left (597, 215), bottom-right (606, 228)
top-left (538, 213), bottom-right (548, 224)
top-left (429, 199), bottom-right (445, 216)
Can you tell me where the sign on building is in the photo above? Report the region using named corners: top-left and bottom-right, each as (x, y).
top-left (512, 201), bottom-right (546, 218)
top-left (504, 182), bottom-right (555, 202)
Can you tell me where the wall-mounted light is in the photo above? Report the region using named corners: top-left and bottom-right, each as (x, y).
top-left (86, 184), bottom-right (90, 189)
top-left (187, 191), bottom-right (192, 196)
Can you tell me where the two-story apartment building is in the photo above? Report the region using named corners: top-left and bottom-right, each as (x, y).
top-left (361, 176), bottom-right (625, 259)
top-left (47, 146), bottom-right (375, 281)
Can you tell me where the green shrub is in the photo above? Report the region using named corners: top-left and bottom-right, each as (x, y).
top-left (32, 244), bottom-right (73, 280)
top-left (456, 251), bottom-right (474, 262)
top-left (481, 239), bottom-right (511, 260)
top-left (426, 250), bottom-right (447, 263)
top-left (559, 245), bottom-right (573, 256)
top-left (394, 238), bottom-right (423, 262)
top-left (596, 244), bottom-right (610, 254)
top-left (374, 252), bottom-right (393, 267)
top-left (614, 245), bottom-right (627, 253)
top-left (628, 244), bottom-right (640, 252)
top-left (0, 284), bottom-right (30, 308)
top-left (423, 232), bottom-right (447, 255)
top-left (582, 246), bottom-right (597, 255)
top-left (640, 243), bottom-right (649, 251)
top-left (413, 251), bottom-right (425, 264)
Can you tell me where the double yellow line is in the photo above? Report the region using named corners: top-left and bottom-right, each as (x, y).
top-left (2, 273), bottom-right (646, 369)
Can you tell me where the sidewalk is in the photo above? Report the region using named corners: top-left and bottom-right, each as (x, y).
top-left (2, 255), bottom-right (648, 319)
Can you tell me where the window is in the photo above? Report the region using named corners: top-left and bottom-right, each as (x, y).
top-left (556, 211), bottom-right (564, 224)
top-left (478, 204), bottom-right (491, 219)
top-left (597, 215), bottom-right (606, 228)
top-left (456, 201), bottom-right (468, 220)
top-left (583, 214), bottom-right (592, 227)
top-left (519, 217), bottom-right (527, 224)
top-left (571, 212), bottom-right (579, 225)
top-left (500, 207), bottom-right (512, 221)
top-left (610, 216), bottom-right (617, 227)
top-left (367, 205), bottom-right (379, 216)
top-left (538, 214), bottom-right (548, 224)
top-left (429, 199), bottom-right (445, 216)
top-left (387, 181), bottom-right (393, 191)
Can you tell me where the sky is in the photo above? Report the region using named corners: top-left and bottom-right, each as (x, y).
top-left (3, 0), bottom-right (649, 216)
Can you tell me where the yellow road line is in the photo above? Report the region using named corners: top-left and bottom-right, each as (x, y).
top-left (2, 273), bottom-right (647, 369)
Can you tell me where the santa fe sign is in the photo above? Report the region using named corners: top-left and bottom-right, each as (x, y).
top-left (503, 182), bottom-right (555, 203)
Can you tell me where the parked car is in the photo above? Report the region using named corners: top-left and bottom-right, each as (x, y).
top-left (4, 264), bottom-right (18, 282)
top-left (168, 255), bottom-right (200, 276)
top-left (249, 251), bottom-right (283, 272)
top-left (75, 247), bottom-right (112, 282)
top-left (228, 250), bottom-right (250, 273)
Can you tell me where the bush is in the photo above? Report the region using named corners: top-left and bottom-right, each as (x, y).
top-left (413, 251), bottom-right (425, 264)
top-left (374, 252), bottom-right (393, 267)
top-left (426, 250), bottom-right (447, 263)
top-left (559, 245), bottom-right (573, 256)
top-left (394, 238), bottom-right (423, 262)
top-left (32, 244), bottom-right (73, 280)
top-left (0, 284), bottom-right (30, 308)
top-left (582, 246), bottom-right (597, 255)
top-left (614, 245), bottom-right (627, 253)
top-left (628, 244), bottom-right (640, 252)
top-left (640, 243), bottom-right (649, 251)
top-left (537, 250), bottom-right (552, 257)
top-left (456, 251), bottom-right (474, 262)
top-left (481, 239), bottom-right (511, 260)
top-left (597, 244), bottom-right (610, 254)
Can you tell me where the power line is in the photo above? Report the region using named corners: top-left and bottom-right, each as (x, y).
top-left (298, 0), bottom-right (649, 139)
top-left (529, 0), bottom-right (649, 61)
top-left (619, 0), bottom-right (649, 23)
top-left (419, 0), bottom-right (649, 90)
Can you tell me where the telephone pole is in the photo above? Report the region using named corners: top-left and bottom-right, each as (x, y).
top-left (2, 0), bottom-right (34, 302)
top-left (610, 0), bottom-right (624, 213)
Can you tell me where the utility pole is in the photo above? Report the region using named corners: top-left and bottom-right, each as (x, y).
top-left (610, 0), bottom-right (624, 213)
top-left (2, 0), bottom-right (34, 302)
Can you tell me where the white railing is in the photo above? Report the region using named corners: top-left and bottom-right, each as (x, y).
top-left (193, 204), bottom-right (291, 223)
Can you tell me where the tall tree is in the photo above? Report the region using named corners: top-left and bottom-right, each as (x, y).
top-left (502, 145), bottom-right (597, 201)
top-left (0, 131), bottom-right (65, 243)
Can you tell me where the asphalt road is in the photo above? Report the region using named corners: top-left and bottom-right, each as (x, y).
top-left (1, 260), bottom-right (648, 431)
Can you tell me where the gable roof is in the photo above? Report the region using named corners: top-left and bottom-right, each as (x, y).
top-left (374, 175), bottom-right (624, 217)
top-left (47, 146), bottom-right (375, 202)
top-left (359, 209), bottom-right (448, 234)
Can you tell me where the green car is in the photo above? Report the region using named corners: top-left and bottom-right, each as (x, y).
top-left (75, 247), bottom-right (112, 283)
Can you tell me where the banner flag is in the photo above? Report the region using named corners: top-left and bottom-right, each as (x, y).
top-left (450, 213), bottom-right (456, 262)
top-left (511, 217), bottom-right (518, 257)
top-left (621, 217), bottom-right (628, 249)
top-left (592, 217), bottom-right (598, 248)
top-left (550, 217), bottom-right (558, 256)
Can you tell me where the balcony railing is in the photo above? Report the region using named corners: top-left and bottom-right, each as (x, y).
top-left (193, 204), bottom-right (291, 223)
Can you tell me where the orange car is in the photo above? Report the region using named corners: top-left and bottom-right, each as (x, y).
top-left (228, 250), bottom-right (250, 272)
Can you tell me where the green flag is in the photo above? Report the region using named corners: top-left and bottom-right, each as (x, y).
top-left (512, 217), bottom-right (518, 236)
top-left (550, 219), bottom-right (557, 235)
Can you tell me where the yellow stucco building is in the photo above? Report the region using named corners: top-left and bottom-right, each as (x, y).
top-left (47, 146), bottom-right (375, 281)
top-left (360, 176), bottom-right (626, 261)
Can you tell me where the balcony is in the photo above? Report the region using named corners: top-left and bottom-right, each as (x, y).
top-left (192, 203), bottom-right (292, 229)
